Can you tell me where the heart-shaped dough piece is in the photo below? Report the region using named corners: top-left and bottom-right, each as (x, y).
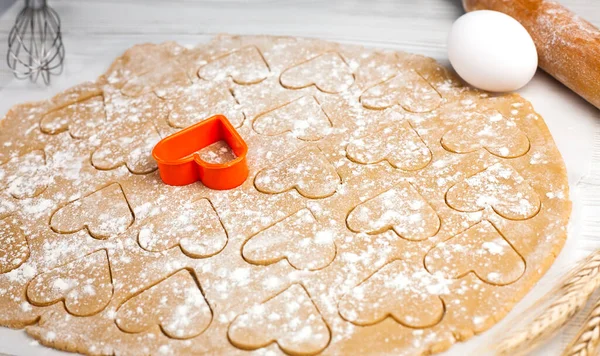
top-left (280, 52), bottom-right (354, 93)
top-left (168, 81), bottom-right (245, 129)
top-left (0, 150), bottom-right (48, 199)
top-left (91, 123), bottom-right (161, 174)
top-left (27, 250), bottom-right (113, 316)
top-left (198, 46), bottom-right (269, 84)
top-left (103, 89), bottom-right (166, 133)
top-left (346, 182), bottom-right (440, 240)
top-left (338, 259), bottom-right (445, 327)
top-left (254, 146), bottom-right (341, 199)
top-left (138, 198), bottom-right (227, 258)
top-left (40, 95), bottom-right (106, 139)
top-left (121, 62), bottom-right (191, 98)
top-left (441, 111), bottom-right (530, 158)
top-left (0, 216), bottom-right (29, 274)
top-left (408, 56), bottom-right (463, 93)
top-left (253, 96), bottom-right (332, 141)
top-left (48, 80), bottom-right (103, 109)
top-left (50, 183), bottom-right (134, 239)
top-left (425, 220), bottom-right (525, 285)
top-left (107, 42), bottom-right (185, 87)
top-left (446, 163), bottom-right (540, 220)
top-left (243, 208), bottom-right (336, 271)
top-left (360, 72), bottom-right (442, 113)
top-left (116, 269), bottom-right (212, 339)
top-left (347, 120), bottom-right (432, 170)
top-left (233, 78), bottom-right (301, 123)
top-left (228, 284), bottom-right (331, 355)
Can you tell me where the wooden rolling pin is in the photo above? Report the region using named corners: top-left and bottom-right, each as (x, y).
top-left (463, 0), bottom-right (600, 109)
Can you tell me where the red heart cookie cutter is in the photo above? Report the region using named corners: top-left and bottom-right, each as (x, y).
top-left (152, 115), bottom-right (249, 190)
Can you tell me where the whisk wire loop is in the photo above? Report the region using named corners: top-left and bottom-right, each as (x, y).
top-left (7, 0), bottom-right (65, 84)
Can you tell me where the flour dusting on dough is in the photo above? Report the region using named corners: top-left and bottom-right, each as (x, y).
top-left (0, 34), bottom-right (570, 356)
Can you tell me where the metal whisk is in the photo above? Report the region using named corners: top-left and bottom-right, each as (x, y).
top-left (7, 0), bottom-right (65, 84)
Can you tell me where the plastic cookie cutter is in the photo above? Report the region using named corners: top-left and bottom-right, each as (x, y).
top-left (152, 115), bottom-right (249, 190)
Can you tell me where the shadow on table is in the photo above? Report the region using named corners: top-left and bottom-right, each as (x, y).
top-left (449, 0), bottom-right (465, 13)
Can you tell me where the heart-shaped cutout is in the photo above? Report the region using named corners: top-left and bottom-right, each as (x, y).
top-left (138, 198), bottom-right (227, 258)
top-left (360, 72), bottom-right (442, 113)
top-left (152, 115), bottom-right (249, 190)
top-left (0, 150), bottom-right (48, 200)
top-left (242, 208), bottom-right (336, 271)
top-left (425, 220), bottom-right (525, 285)
top-left (107, 42), bottom-right (185, 88)
top-left (441, 111), bottom-right (530, 158)
top-left (27, 250), bottom-right (113, 316)
top-left (121, 62), bottom-right (191, 98)
top-left (280, 52), bottom-right (355, 93)
top-left (91, 123), bottom-right (161, 174)
top-left (346, 182), bottom-right (440, 240)
top-left (351, 50), bottom-right (399, 90)
top-left (116, 269), bottom-right (212, 339)
top-left (198, 46), bottom-right (269, 85)
top-left (0, 216), bottom-right (29, 274)
top-left (253, 95), bottom-right (332, 141)
top-left (233, 78), bottom-right (301, 124)
top-left (338, 259), bottom-right (445, 327)
top-left (168, 81), bottom-right (245, 129)
top-left (49, 80), bottom-right (103, 109)
top-left (254, 146), bottom-right (341, 199)
top-left (40, 95), bottom-right (106, 139)
top-left (228, 283), bottom-right (331, 355)
top-left (50, 183), bottom-right (134, 239)
top-left (408, 56), bottom-right (463, 93)
top-left (446, 163), bottom-right (540, 220)
top-left (103, 89), bottom-right (166, 131)
top-left (347, 120), bottom-right (432, 170)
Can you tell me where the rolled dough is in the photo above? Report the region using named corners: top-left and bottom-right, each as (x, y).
top-left (0, 34), bottom-right (570, 355)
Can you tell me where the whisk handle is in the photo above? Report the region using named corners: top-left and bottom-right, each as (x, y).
top-left (25, 0), bottom-right (48, 9)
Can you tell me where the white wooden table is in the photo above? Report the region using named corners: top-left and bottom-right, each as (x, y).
top-left (0, 1), bottom-right (599, 355)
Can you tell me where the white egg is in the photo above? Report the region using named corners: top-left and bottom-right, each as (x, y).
top-left (448, 10), bottom-right (538, 92)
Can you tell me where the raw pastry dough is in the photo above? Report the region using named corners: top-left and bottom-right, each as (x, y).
top-left (0, 35), bottom-right (570, 355)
